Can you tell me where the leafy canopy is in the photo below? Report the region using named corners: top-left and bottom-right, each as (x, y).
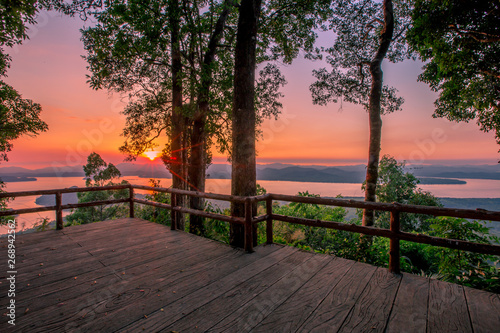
top-left (0, 0), bottom-right (49, 162)
top-left (81, 0), bottom-right (241, 159)
top-left (67, 152), bottom-right (129, 225)
top-left (310, 0), bottom-right (412, 113)
top-left (407, 0), bottom-right (500, 148)
top-left (363, 155), bottom-right (442, 232)
top-left (82, 0), bottom-right (332, 161)
top-left (0, 81), bottom-right (47, 161)
top-left (83, 151), bottom-right (121, 186)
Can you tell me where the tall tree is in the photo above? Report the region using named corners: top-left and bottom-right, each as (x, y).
top-left (82, 0), bottom-right (292, 236)
top-left (407, 0), bottom-right (500, 153)
top-left (229, 0), bottom-right (333, 246)
top-left (82, 0), bottom-right (241, 231)
top-left (66, 152), bottom-right (129, 224)
top-left (0, 0), bottom-right (49, 162)
top-left (169, 0), bottom-right (186, 229)
top-left (0, 0), bottom-right (51, 222)
top-left (187, 0), bottom-right (236, 235)
top-left (363, 0), bottom-right (395, 226)
top-left (310, 0), bottom-right (410, 226)
top-left (230, 0), bottom-right (262, 247)
top-left (369, 155), bottom-right (442, 232)
top-left (82, 0), bottom-right (187, 228)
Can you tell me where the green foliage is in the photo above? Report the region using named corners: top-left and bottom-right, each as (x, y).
top-left (0, 179), bottom-right (13, 224)
top-left (399, 240), bottom-right (438, 275)
top-left (83, 152), bottom-right (121, 186)
top-left (33, 216), bottom-right (52, 232)
top-left (0, 0), bottom-right (38, 75)
top-left (407, 0), bottom-right (500, 148)
top-left (256, 185), bottom-right (499, 293)
top-left (136, 179), bottom-right (171, 226)
top-left (81, 0), bottom-right (239, 160)
top-left (427, 217), bottom-right (500, 292)
top-left (82, 0), bottom-right (333, 162)
top-left (258, 0), bottom-right (333, 63)
top-left (310, 0), bottom-right (411, 113)
top-left (0, 1), bottom-right (51, 163)
top-left (204, 201), bottom-right (230, 244)
top-left (66, 153), bottom-right (129, 225)
top-left (272, 191), bottom-right (357, 255)
top-left (365, 155), bottom-right (442, 231)
top-left (0, 71), bottom-right (48, 163)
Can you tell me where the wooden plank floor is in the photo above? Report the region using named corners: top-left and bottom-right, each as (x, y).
top-left (0, 218), bottom-right (499, 332)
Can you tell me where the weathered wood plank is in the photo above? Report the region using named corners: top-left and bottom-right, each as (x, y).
top-left (2, 231), bottom-right (72, 251)
top-left (11, 233), bottom-right (236, 307)
top-left (13, 238), bottom-right (239, 322)
top-left (10, 243), bottom-right (251, 332)
top-left (61, 218), bottom-right (150, 234)
top-left (4, 233), bottom-right (215, 298)
top-left (210, 254), bottom-right (333, 332)
top-left (337, 267), bottom-right (401, 332)
top-left (385, 273), bottom-right (429, 333)
top-left (2, 218), bottom-right (499, 333)
top-left (63, 223), bottom-right (165, 244)
top-left (12, 243), bottom-right (87, 267)
top-left (297, 261), bottom-right (377, 332)
top-left (464, 286), bottom-right (500, 333)
top-left (251, 257), bottom-right (355, 333)
top-left (164, 249), bottom-right (319, 332)
top-left (119, 246), bottom-right (298, 333)
top-left (21, 245), bottom-right (280, 332)
top-left (427, 279), bottom-right (473, 333)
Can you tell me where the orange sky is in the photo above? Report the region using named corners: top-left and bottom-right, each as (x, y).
top-left (2, 12), bottom-right (499, 169)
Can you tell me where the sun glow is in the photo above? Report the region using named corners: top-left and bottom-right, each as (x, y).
top-left (143, 150), bottom-right (160, 161)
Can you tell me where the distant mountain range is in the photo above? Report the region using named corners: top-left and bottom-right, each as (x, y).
top-left (1, 162), bottom-right (499, 185)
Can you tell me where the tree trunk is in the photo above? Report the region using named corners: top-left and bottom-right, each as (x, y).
top-left (188, 2), bottom-right (233, 236)
top-left (189, 112), bottom-right (206, 235)
top-left (230, 0), bottom-right (261, 248)
top-left (362, 0), bottom-right (394, 227)
top-left (170, 0), bottom-right (185, 230)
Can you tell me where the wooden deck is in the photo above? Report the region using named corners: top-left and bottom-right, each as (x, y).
top-left (0, 218), bottom-right (499, 332)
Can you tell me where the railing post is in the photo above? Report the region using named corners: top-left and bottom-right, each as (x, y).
top-left (171, 192), bottom-right (177, 230)
top-left (56, 191), bottom-right (63, 230)
top-left (266, 196), bottom-right (273, 244)
top-left (244, 197), bottom-right (254, 253)
top-left (389, 210), bottom-right (400, 274)
top-left (129, 186), bottom-right (135, 218)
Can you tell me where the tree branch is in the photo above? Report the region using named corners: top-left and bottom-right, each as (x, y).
top-left (448, 25), bottom-right (500, 43)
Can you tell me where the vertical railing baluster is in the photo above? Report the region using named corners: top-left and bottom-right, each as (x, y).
top-left (244, 197), bottom-right (254, 252)
top-left (171, 192), bottom-right (177, 230)
top-left (266, 195), bottom-right (273, 244)
top-left (389, 210), bottom-right (400, 274)
top-left (56, 191), bottom-right (63, 230)
top-left (129, 186), bottom-right (135, 218)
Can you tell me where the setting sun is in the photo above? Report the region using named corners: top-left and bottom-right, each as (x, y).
top-left (143, 150), bottom-right (160, 161)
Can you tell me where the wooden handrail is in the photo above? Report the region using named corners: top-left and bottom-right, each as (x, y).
top-left (1, 184), bottom-right (499, 275)
top-left (132, 184), bottom-right (249, 203)
top-left (132, 198), bottom-right (245, 225)
top-left (0, 185), bottom-right (132, 228)
top-left (270, 213), bottom-right (500, 263)
top-left (0, 184), bottom-right (131, 198)
top-left (268, 193), bottom-right (500, 222)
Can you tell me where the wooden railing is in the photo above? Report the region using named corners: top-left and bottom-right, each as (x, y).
top-left (0, 185), bottom-right (131, 229)
top-left (1, 184), bottom-right (499, 274)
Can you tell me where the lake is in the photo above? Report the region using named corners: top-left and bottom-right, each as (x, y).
top-left (2, 176), bottom-right (500, 235)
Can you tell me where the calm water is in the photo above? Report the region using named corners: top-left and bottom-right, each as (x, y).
top-left (2, 176), bottom-right (499, 234)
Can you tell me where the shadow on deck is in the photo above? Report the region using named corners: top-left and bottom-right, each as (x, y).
top-left (1, 218), bottom-right (499, 332)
